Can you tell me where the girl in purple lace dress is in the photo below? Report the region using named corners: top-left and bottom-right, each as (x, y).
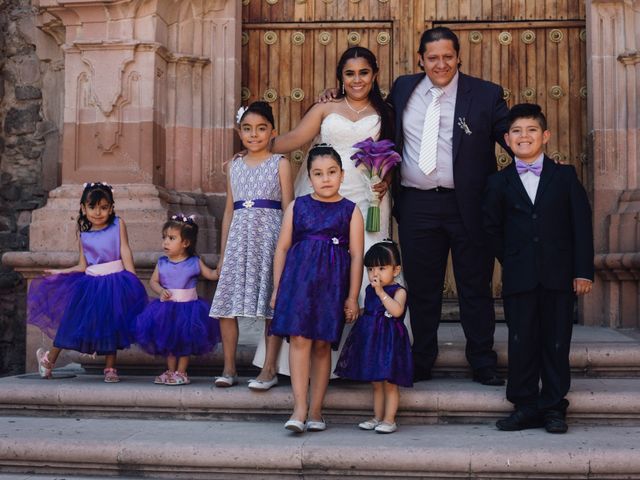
top-left (270, 145), bottom-right (364, 433)
top-left (28, 182), bottom-right (147, 383)
top-left (136, 216), bottom-right (221, 385)
top-left (335, 241), bottom-right (412, 434)
top-left (209, 101), bottom-right (293, 389)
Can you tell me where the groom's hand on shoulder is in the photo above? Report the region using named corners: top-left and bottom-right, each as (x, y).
top-left (317, 88), bottom-right (339, 103)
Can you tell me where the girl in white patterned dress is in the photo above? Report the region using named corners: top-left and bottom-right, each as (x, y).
top-left (209, 101), bottom-right (293, 389)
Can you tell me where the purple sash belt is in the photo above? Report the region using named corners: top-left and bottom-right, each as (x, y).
top-left (302, 234), bottom-right (349, 249)
top-left (233, 199), bottom-right (281, 210)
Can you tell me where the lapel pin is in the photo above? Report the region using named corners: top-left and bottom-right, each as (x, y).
top-left (457, 117), bottom-right (472, 135)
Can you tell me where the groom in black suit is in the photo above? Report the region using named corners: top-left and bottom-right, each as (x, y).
top-left (388, 27), bottom-right (509, 385)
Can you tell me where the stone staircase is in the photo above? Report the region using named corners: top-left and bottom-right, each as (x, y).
top-left (1, 324), bottom-right (640, 479)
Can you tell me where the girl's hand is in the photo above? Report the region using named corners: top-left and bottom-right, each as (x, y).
top-left (216, 259), bottom-right (223, 278)
top-left (370, 276), bottom-right (385, 295)
top-left (344, 297), bottom-right (359, 323)
top-left (160, 289), bottom-right (172, 301)
top-left (269, 290), bottom-right (277, 309)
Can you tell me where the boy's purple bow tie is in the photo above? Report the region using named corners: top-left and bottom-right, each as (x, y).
top-left (515, 159), bottom-right (542, 176)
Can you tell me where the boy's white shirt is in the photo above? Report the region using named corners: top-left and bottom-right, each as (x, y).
top-left (516, 153), bottom-right (544, 203)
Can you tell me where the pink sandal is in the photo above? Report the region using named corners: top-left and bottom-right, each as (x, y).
top-left (103, 368), bottom-right (120, 383)
top-left (154, 370), bottom-right (174, 385)
top-left (167, 371), bottom-right (190, 386)
top-left (36, 348), bottom-right (53, 379)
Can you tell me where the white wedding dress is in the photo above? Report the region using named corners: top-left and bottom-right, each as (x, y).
top-left (253, 113), bottom-right (402, 376)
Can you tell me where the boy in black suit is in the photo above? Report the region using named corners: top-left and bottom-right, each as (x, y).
top-left (483, 103), bottom-right (594, 434)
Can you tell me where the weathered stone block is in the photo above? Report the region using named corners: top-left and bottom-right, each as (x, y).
top-left (0, 184), bottom-right (21, 201)
top-left (15, 85), bottom-right (41, 100)
top-left (4, 104), bottom-right (41, 135)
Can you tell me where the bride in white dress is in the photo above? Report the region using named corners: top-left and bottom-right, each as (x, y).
top-left (252, 47), bottom-right (397, 378)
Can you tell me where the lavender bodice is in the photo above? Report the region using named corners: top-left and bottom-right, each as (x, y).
top-left (158, 256), bottom-right (200, 289)
top-left (80, 217), bottom-right (121, 266)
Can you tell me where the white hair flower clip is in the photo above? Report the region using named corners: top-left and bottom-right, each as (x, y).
top-left (171, 214), bottom-right (196, 224)
top-left (236, 106), bottom-right (249, 124)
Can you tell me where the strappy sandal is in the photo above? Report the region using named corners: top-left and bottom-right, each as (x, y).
top-left (36, 348), bottom-right (53, 379)
top-left (167, 371), bottom-right (190, 386)
top-left (103, 368), bottom-right (120, 383)
top-left (154, 370), bottom-right (174, 385)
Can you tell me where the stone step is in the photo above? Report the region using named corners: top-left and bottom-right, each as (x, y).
top-left (67, 324), bottom-right (640, 377)
top-left (1, 416), bottom-right (639, 479)
top-left (1, 374), bottom-right (639, 426)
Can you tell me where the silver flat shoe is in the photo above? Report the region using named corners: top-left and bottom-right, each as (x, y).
top-left (306, 418), bottom-right (327, 432)
top-left (284, 418), bottom-right (305, 433)
top-left (358, 418), bottom-right (381, 430)
top-left (214, 374), bottom-right (238, 387)
top-left (374, 421), bottom-right (397, 434)
top-left (248, 376), bottom-right (278, 391)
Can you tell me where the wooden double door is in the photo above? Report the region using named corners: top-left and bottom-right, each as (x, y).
top-left (241, 0), bottom-right (587, 300)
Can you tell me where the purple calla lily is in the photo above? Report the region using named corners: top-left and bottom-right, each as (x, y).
top-left (350, 138), bottom-right (402, 232)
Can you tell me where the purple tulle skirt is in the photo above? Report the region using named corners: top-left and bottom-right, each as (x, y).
top-left (28, 270), bottom-right (147, 355)
top-left (135, 299), bottom-right (221, 357)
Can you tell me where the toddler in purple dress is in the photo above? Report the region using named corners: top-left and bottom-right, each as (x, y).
top-left (270, 145), bottom-right (364, 433)
top-left (335, 241), bottom-right (412, 434)
top-left (136, 215), bottom-right (221, 385)
top-left (28, 182), bottom-right (147, 383)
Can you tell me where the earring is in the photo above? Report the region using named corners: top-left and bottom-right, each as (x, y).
top-left (342, 83), bottom-right (345, 95)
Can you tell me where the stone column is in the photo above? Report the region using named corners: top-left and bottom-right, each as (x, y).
top-left (584, 0), bottom-right (640, 328)
top-left (2, 0), bottom-right (242, 371)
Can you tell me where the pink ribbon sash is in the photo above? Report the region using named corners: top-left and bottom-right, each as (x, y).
top-left (85, 259), bottom-right (124, 277)
top-left (162, 288), bottom-right (198, 303)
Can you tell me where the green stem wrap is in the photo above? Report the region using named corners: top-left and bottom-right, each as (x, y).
top-left (366, 175), bottom-right (381, 232)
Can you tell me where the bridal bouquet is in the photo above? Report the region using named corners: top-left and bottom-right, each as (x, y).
top-left (351, 137), bottom-right (401, 232)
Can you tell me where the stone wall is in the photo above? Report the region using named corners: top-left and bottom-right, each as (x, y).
top-left (0, 0), bottom-right (52, 376)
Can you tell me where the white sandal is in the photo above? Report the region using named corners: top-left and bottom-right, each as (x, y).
top-left (167, 371), bottom-right (190, 386)
top-left (154, 370), bottom-right (174, 384)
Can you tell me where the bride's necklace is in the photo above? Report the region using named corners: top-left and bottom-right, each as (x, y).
top-left (345, 96), bottom-right (370, 115)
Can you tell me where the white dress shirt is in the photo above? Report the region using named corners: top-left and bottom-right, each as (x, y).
top-left (517, 153), bottom-right (544, 203)
top-left (401, 72), bottom-right (459, 189)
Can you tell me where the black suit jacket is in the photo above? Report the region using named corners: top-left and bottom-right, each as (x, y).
top-left (387, 71), bottom-right (510, 239)
top-left (483, 156), bottom-right (594, 296)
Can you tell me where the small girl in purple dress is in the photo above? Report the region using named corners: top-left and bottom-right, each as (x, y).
top-left (136, 215), bottom-right (220, 385)
top-left (29, 182), bottom-right (147, 383)
top-left (270, 144), bottom-right (364, 433)
top-left (335, 240), bottom-right (412, 434)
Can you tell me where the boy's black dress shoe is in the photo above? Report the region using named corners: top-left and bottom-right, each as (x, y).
top-left (496, 410), bottom-right (544, 431)
top-left (472, 367), bottom-right (505, 386)
top-left (543, 411), bottom-right (568, 434)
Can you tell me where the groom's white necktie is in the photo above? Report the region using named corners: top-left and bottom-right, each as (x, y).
top-left (418, 87), bottom-right (444, 176)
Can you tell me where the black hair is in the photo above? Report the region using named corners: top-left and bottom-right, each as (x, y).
top-left (364, 240), bottom-right (402, 268)
top-left (306, 143), bottom-right (342, 175)
top-left (507, 103), bottom-right (548, 131)
top-left (162, 215), bottom-right (199, 257)
top-left (238, 101), bottom-right (275, 128)
top-left (77, 182), bottom-right (116, 232)
top-left (418, 27), bottom-right (460, 56)
top-left (335, 46), bottom-right (395, 141)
